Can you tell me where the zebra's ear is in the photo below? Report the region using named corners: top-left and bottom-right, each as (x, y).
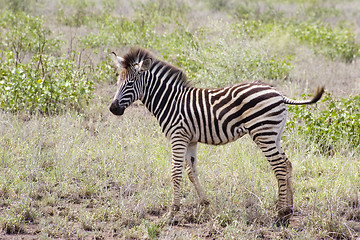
top-left (139, 58), bottom-right (152, 72)
top-left (110, 52), bottom-right (124, 69)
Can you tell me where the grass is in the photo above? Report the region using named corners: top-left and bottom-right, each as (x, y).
top-left (1, 0), bottom-right (360, 239)
top-left (1, 105), bottom-right (359, 239)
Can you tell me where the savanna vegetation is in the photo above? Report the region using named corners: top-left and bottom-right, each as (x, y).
top-left (0, 0), bottom-right (359, 239)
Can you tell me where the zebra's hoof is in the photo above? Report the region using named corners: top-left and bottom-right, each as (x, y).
top-left (171, 204), bottom-right (180, 212)
top-left (166, 210), bottom-right (181, 226)
top-left (168, 215), bottom-right (181, 225)
top-left (276, 207), bottom-right (293, 226)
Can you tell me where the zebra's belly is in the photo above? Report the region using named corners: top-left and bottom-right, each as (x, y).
top-left (194, 117), bottom-right (248, 145)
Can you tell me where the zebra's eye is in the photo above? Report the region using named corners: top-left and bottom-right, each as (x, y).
top-left (127, 80), bottom-right (134, 86)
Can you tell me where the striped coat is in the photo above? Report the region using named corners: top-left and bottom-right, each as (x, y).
top-left (109, 48), bottom-right (324, 224)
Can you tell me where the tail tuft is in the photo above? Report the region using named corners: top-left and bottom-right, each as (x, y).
top-left (310, 86), bottom-right (325, 104)
top-left (283, 86), bottom-right (325, 105)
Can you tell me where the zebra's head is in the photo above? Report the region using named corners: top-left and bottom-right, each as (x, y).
top-left (109, 49), bottom-right (153, 116)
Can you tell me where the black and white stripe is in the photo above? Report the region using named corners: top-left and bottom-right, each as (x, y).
top-left (109, 48), bottom-right (324, 223)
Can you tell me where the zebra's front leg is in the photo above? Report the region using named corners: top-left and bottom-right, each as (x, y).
top-left (169, 139), bottom-right (188, 216)
top-left (185, 142), bottom-right (209, 206)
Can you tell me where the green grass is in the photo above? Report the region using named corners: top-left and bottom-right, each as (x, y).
top-left (0, 0), bottom-right (360, 238)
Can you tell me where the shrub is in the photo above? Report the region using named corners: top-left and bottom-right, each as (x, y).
top-left (287, 92), bottom-right (360, 154)
top-left (291, 22), bottom-right (360, 63)
top-left (94, 59), bottom-right (117, 84)
top-left (56, 0), bottom-right (95, 27)
top-left (0, 0), bottom-right (35, 13)
top-left (193, 31), bottom-right (293, 87)
top-left (135, 0), bottom-right (189, 24)
top-left (0, 11), bottom-right (62, 63)
top-left (79, 0), bottom-right (189, 49)
top-left (233, 5), bottom-right (360, 63)
top-left (234, 1), bottom-right (284, 23)
top-left (0, 51), bottom-right (94, 114)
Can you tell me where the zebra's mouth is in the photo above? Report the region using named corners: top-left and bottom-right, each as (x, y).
top-left (109, 101), bottom-right (126, 116)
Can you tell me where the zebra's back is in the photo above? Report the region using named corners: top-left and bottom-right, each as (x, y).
top-left (180, 82), bottom-right (287, 145)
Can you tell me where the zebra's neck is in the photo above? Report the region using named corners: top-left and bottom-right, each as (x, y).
top-left (141, 61), bottom-right (191, 129)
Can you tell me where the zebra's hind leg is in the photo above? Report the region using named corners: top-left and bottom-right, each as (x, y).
top-left (185, 143), bottom-right (209, 206)
top-left (276, 153), bottom-right (293, 225)
top-left (256, 138), bottom-right (293, 224)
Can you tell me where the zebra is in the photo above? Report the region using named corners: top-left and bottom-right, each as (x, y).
top-left (109, 48), bottom-right (324, 224)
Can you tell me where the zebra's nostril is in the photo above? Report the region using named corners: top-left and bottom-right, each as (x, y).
top-left (109, 100), bottom-right (118, 112)
top-left (109, 100), bottom-right (125, 116)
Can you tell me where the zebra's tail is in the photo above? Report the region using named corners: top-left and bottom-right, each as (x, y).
top-left (283, 86), bottom-right (325, 105)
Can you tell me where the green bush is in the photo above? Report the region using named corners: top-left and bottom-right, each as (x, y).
top-left (94, 59), bottom-right (117, 84)
top-left (192, 31), bottom-right (293, 87)
top-left (79, 0), bottom-right (189, 49)
top-left (136, 0), bottom-right (189, 23)
top-left (232, 4), bottom-right (360, 63)
top-left (0, 0), bottom-right (36, 13)
top-left (287, 93), bottom-right (360, 154)
top-left (291, 22), bottom-right (360, 63)
top-left (76, 0), bottom-right (294, 87)
top-left (0, 11), bottom-right (62, 62)
top-left (0, 51), bottom-right (94, 114)
top-left (56, 0), bottom-right (95, 27)
top-left (234, 1), bottom-right (284, 23)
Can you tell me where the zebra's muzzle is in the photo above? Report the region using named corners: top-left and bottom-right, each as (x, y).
top-left (109, 100), bottom-right (125, 116)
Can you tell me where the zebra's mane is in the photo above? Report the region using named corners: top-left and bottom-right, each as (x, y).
top-left (122, 48), bottom-right (192, 87)
top-left (122, 48), bottom-right (154, 69)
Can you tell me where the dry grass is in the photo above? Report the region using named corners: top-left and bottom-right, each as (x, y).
top-left (289, 46), bottom-right (360, 97)
top-left (1, 95), bottom-right (359, 239)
